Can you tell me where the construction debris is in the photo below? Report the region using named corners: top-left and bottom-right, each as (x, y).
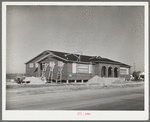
top-left (23, 77), bottom-right (44, 84)
top-left (87, 76), bottom-right (106, 86)
top-left (87, 76), bottom-right (125, 87)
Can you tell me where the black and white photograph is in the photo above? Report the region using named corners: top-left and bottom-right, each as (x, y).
top-left (2, 2), bottom-right (149, 120)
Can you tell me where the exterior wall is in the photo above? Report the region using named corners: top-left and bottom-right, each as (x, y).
top-left (120, 74), bottom-right (130, 78)
top-left (40, 57), bottom-right (57, 79)
top-left (39, 57), bottom-right (68, 80)
top-left (65, 62), bottom-right (130, 80)
top-left (93, 64), bottom-right (99, 76)
top-left (65, 63), bottom-right (130, 80)
top-left (26, 63), bottom-right (37, 77)
top-left (26, 53), bottom-right (131, 80)
top-left (96, 63), bottom-right (130, 78)
top-left (26, 52), bottom-right (49, 77)
top-left (26, 54), bottom-right (68, 80)
top-left (98, 63), bottom-right (120, 78)
top-left (120, 67), bottom-right (130, 79)
top-left (62, 63), bottom-right (68, 80)
top-left (66, 63), bottom-right (94, 80)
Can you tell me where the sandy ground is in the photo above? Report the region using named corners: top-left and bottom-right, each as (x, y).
top-left (6, 82), bottom-right (144, 110)
top-left (6, 81), bottom-right (143, 96)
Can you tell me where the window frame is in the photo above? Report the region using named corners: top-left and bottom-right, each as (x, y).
top-left (29, 63), bottom-right (34, 68)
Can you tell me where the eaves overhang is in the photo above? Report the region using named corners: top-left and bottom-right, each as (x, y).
top-left (92, 61), bottom-right (131, 67)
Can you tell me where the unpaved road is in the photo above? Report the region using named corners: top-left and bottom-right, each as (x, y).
top-left (6, 83), bottom-right (144, 110)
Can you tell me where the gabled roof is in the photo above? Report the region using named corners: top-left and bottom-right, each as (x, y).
top-left (92, 58), bottom-right (130, 67)
top-left (25, 50), bottom-right (131, 67)
top-left (25, 51), bottom-right (49, 64)
top-left (47, 50), bottom-right (92, 62)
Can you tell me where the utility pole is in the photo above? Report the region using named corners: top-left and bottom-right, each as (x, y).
top-left (134, 63), bottom-right (135, 71)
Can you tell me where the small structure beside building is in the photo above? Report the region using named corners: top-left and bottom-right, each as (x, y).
top-left (25, 50), bottom-right (131, 83)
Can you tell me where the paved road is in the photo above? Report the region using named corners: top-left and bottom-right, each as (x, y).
top-left (6, 84), bottom-right (144, 110)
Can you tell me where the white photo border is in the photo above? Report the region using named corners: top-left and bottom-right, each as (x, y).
top-left (2, 2), bottom-right (149, 120)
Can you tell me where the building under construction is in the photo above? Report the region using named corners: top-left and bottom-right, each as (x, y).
top-left (25, 50), bottom-right (131, 82)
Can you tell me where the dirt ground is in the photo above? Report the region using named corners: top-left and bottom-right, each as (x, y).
top-left (6, 82), bottom-right (144, 110)
top-left (6, 81), bottom-right (144, 98)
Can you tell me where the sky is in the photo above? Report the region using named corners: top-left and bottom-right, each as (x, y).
top-left (6, 5), bottom-right (144, 74)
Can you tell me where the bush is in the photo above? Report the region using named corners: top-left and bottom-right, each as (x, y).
top-left (132, 71), bottom-right (140, 80)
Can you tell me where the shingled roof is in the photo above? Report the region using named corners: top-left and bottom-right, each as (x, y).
top-left (25, 50), bottom-right (131, 67)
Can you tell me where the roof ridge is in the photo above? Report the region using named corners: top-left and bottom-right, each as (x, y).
top-left (47, 49), bottom-right (99, 58)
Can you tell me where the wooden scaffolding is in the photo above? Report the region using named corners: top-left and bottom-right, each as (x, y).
top-left (41, 62), bottom-right (55, 82)
top-left (56, 61), bottom-right (64, 83)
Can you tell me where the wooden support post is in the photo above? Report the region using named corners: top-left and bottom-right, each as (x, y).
top-left (48, 68), bottom-right (51, 83)
top-left (75, 80), bottom-right (76, 83)
top-left (44, 77), bottom-right (47, 83)
top-left (82, 79), bottom-right (84, 83)
top-left (38, 63), bottom-right (41, 77)
top-left (118, 68), bottom-right (120, 78)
